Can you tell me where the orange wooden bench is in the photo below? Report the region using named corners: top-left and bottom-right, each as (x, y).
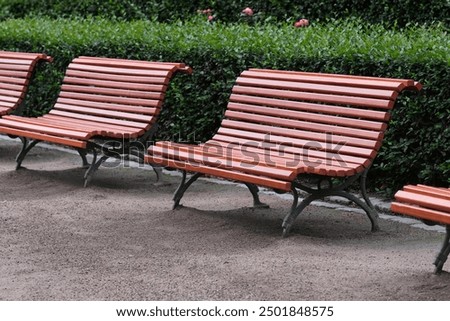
top-left (0, 56), bottom-right (191, 186)
top-left (145, 68), bottom-right (421, 237)
top-left (391, 185), bottom-right (450, 273)
top-left (0, 51), bottom-right (52, 116)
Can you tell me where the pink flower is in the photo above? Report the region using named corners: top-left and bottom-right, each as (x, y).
top-left (242, 7), bottom-right (254, 16)
top-left (294, 19), bottom-right (309, 28)
top-left (198, 8), bottom-right (213, 15)
top-left (208, 15), bottom-right (214, 22)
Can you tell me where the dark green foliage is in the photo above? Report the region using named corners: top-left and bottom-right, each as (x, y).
top-left (0, 0), bottom-right (448, 27)
top-left (0, 18), bottom-right (448, 192)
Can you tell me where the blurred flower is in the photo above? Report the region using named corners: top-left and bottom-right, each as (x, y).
top-left (242, 7), bottom-right (254, 16)
top-left (197, 8), bottom-right (213, 15)
top-left (208, 15), bottom-right (214, 22)
top-left (294, 19), bottom-right (309, 28)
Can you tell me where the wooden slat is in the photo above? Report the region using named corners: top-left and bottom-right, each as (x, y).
top-left (145, 153), bottom-right (292, 191)
top-left (0, 117), bottom-right (90, 140)
top-left (0, 107), bottom-right (10, 115)
top-left (76, 56), bottom-right (184, 71)
top-left (224, 110), bottom-right (383, 141)
top-left (203, 140), bottom-right (362, 171)
top-left (232, 86), bottom-right (394, 110)
top-left (403, 185), bottom-right (450, 200)
top-left (0, 101), bottom-right (16, 108)
top-left (53, 104), bottom-right (155, 123)
top-left (216, 127), bottom-right (377, 159)
top-left (227, 102), bottom-right (386, 131)
top-left (209, 135), bottom-right (372, 168)
top-left (220, 119), bottom-right (380, 150)
top-left (0, 75), bottom-right (29, 85)
top-left (65, 69), bottom-right (169, 85)
top-left (0, 51), bottom-right (49, 60)
top-left (0, 89), bottom-right (23, 98)
top-left (60, 84), bottom-right (164, 100)
top-left (68, 63), bottom-right (170, 77)
top-left (0, 70), bottom-right (29, 78)
top-left (391, 202), bottom-right (450, 225)
top-left (58, 91), bottom-right (157, 107)
top-left (49, 109), bottom-right (150, 129)
top-left (0, 63), bottom-right (34, 71)
top-left (236, 77), bottom-right (398, 100)
top-left (0, 83), bottom-right (25, 92)
top-left (165, 141), bottom-right (360, 177)
top-left (0, 95), bottom-right (23, 103)
top-left (55, 100), bottom-right (159, 115)
top-left (25, 116), bottom-right (139, 139)
top-left (63, 76), bottom-right (166, 92)
top-left (0, 58), bottom-right (38, 65)
top-left (42, 114), bottom-right (143, 134)
top-left (151, 144), bottom-right (296, 181)
top-left (0, 125), bottom-right (86, 149)
top-left (394, 190), bottom-right (450, 213)
top-left (245, 69), bottom-right (416, 91)
top-left (230, 94), bottom-right (390, 121)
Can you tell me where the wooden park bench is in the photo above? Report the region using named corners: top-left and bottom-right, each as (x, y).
top-left (145, 68), bottom-right (422, 237)
top-left (0, 51), bottom-right (52, 116)
top-left (391, 185), bottom-right (450, 274)
top-left (0, 56), bottom-right (191, 186)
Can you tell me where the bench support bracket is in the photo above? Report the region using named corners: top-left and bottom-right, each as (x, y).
top-left (282, 169), bottom-right (379, 237)
top-left (172, 173), bottom-right (270, 210)
top-left (83, 149), bottom-right (109, 187)
top-left (434, 225), bottom-right (450, 274)
top-left (244, 183), bottom-right (269, 209)
top-left (172, 171), bottom-right (203, 209)
top-left (15, 137), bottom-right (41, 170)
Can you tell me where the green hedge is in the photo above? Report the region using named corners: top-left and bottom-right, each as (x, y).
top-left (0, 17), bottom-right (448, 192)
top-left (0, 0), bottom-right (449, 27)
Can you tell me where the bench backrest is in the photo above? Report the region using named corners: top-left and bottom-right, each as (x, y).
top-left (211, 68), bottom-right (422, 173)
top-left (0, 51), bottom-right (52, 116)
top-left (49, 56), bottom-right (192, 136)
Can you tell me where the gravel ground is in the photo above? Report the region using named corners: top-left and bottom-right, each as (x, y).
top-left (0, 138), bottom-right (449, 300)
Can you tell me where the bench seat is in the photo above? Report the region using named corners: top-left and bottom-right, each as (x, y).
top-left (0, 56), bottom-right (191, 186)
top-left (391, 184), bottom-right (450, 273)
top-left (146, 68), bottom-right (421, 236)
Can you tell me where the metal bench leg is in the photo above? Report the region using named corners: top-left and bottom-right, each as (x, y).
top-left (76, 149), bottom-right (90, 168)
top-left (83, 150), bottom-right (108, 187)
top-left (333, 190), bottom-right (379, 232)
top-left (360, 167), bottom-right (376, 212)
top-left (434, 225), bottom-right (450, 274)
top-left (281, 183), bottom-right (380, 237)
top-left (282, 188), bottom-right (322, 237)
top-left (244, 183), bottom-right (269, 209)
top-left (15, 137), bottom-right (40, 170)
top-left (172, 171), bottom-right (202, 209)
top-left (151, 165), bottom-right (166, 185)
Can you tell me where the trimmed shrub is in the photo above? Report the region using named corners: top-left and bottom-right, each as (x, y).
top-left (0, 17), bottom-right (448, 191)
top-left (0, 0), bottom-right (448, 27)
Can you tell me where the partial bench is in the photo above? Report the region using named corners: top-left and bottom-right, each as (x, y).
top-left (0, 51), bottom-right (52, 116)
top-left (391, 185), bottom-right (450, 274)
top-left (145, 68), bottom-right (421, 236)
top-left (0, 56), bottom-right (191, 186)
